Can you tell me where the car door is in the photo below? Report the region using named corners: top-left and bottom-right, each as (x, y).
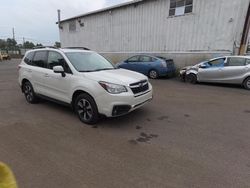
top-left (221, 57), bottom-right (248, 84)
top-left (120, 56), bottom-right (140, 72)
top-left (198, 58), bottom-right (226, 82)
top-left (30, 50), bottom-right (49, 95)
top-left (42, 51), bottom-right (73, 103)
top-left (136, 56), bottom-right (154, 75)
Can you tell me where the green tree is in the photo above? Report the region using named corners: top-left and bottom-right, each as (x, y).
top-left (6, 38), bottom-right (17, 48)
top-left (0, 39), bottom-right (7, 49)
top-left (23, 41), bottom-right (35, 49)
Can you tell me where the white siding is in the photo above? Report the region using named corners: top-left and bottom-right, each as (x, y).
top-left (59, 0), bottom-right (249, 53)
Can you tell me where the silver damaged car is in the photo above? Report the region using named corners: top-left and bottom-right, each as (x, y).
top-left (180, 56), bottom-right (250, 90)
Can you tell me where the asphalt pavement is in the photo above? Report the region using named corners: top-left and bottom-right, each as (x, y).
top-left (0, 59), bottom-right (250, 188)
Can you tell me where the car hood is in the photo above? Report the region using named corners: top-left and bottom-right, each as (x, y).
top-left (83, 68), bottom-right (148, 85)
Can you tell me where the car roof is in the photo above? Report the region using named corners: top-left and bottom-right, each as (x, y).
top-left (128, 54), bottom-right (172, 61)
top-left (26, 48), bottom-right (93, 54)
top-left (208, 55), bottom-right (250, 61)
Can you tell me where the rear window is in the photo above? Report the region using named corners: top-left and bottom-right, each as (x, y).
top-left (24, 52), bottom-right (34, 65)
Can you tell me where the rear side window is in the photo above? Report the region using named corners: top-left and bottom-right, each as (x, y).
top-left (227, 57), bottom-right (246, 66)
top-left (32, 51), bottom-right (48, 68)
top-left (24, 52), bottom-right (34, 65)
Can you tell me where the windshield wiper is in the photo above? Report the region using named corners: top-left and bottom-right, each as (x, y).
top-left (79, 68), bottom-right (116, 72)
top-left (79, 70), bottom-right (96, 72)
top-left (93, 68), bottom-right (116, 71)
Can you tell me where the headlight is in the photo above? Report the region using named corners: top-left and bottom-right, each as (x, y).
top-left (99, 81), bottom-right (127, 94)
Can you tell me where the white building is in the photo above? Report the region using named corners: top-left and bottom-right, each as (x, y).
top-left (58, 0), bottom-right (250, 67)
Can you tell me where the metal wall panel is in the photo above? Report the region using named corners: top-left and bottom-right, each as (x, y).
top-left (59, 0), bottom-right (249, 53)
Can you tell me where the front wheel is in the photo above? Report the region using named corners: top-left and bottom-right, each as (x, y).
top-left (186, 73), bottom-right (197, 84)
top-left (243, 77), bottom-right (250, 90)
top-left (74, 93), bottom-right (99, 125)
top-left (149, 70), bottom-right (159, 79)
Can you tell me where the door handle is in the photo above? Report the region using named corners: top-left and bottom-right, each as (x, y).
top-left (44, 73), bottom-right (50, 77)
top-left (27, 69), bottom-right (32, 73)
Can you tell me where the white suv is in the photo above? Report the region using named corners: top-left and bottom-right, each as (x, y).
top-left (18, 47), bottom-right (153, 124)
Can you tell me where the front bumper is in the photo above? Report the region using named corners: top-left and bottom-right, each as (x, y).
top-left (179, 70), bottom-right (186, 81)
top-left (95, 84), bottom-right (153, 117)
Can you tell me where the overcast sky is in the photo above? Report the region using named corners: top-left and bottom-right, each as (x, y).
top-left (0, 0), bottom-right (131, 45)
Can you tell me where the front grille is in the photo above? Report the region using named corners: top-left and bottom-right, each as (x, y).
top-left (130, 80), bottom-right (149, 95)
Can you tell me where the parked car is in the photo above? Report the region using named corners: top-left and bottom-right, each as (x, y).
top-left (179, 56), bottom-right (250, 90)
top-left (0, 51), bottom-right (11, 60)
top-left (116, 55), bottom-right (176, 79)
top-left (18, 47), bottom-right (153, 124)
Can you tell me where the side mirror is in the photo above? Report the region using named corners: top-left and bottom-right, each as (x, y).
top-left (199, 64), bottom-right (207, 69)
top-left (53, 66), bottom-right (66, 77)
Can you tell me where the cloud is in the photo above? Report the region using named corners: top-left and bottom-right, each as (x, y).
top-left (0, 0), bottom-right (130, 45)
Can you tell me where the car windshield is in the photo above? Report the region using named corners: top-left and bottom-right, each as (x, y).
top-left (65, 52), bottom-right (115, 72)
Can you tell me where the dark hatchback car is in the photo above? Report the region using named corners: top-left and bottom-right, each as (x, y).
top-left (116, 55), bottom-right (176, 79)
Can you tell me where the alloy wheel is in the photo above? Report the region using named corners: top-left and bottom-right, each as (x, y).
top-left (77, 99), bottom-right (93, 121)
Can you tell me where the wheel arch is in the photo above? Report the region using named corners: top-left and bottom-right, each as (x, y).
top-left (21, 78), bottom-right (31, 92)
top-left (71, 89), bottom-right (98, 111)
top-left (243, 76), bottom-right (250, 86)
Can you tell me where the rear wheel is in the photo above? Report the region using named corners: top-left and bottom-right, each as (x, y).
top-left (23, 81), bottom-right (38, 103)
top-left (243, 77), bottom-right (250, 90)
top-left (186, 73), bottom-right (197, 84)
top-left (149, 70), bottom-right (159, 79)
top-left (74, 93), bottom-right (99, 125)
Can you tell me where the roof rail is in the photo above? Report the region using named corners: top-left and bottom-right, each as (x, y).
top-left (63, 47), bottom-right (91, 51)
top-left (32, 46), bottom-right (58, 49)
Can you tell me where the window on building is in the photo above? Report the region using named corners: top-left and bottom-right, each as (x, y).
top-left (69, 20), bottom-right (76, 32)
top-left (169, 0), bottom-right (193, 17)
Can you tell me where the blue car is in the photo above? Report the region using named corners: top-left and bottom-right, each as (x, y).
top-left (116, 55), bottom-right (176, 79)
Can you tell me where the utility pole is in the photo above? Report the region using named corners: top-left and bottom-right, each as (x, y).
top-left (12, 27), bottom-right (15, 40)
top-left (23, 37), bottom-right (26, 51)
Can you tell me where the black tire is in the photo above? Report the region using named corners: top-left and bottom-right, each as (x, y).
top-left (186, 73), bottom-right (197, 84)
top-left (148, 69), bottom-right (159, 79)
top-left (74, 93), bottom-right (99, 125)
top-left (243, 77), bottom-right (250, 90)
top-left (22, 81), bottom-right (39, 103)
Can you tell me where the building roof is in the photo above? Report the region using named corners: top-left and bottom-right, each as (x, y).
top-left (59, 0), bottom-right (144, 23)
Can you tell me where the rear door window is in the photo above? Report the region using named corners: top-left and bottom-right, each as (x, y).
top-left (32, 51), bottom-right (48, 68)
top-left (139, 56), bottom-right (152, 62)
top-left (127, 56), bottom-right (140, 62)
top-left (227, 57), bottom-right (246, 66)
